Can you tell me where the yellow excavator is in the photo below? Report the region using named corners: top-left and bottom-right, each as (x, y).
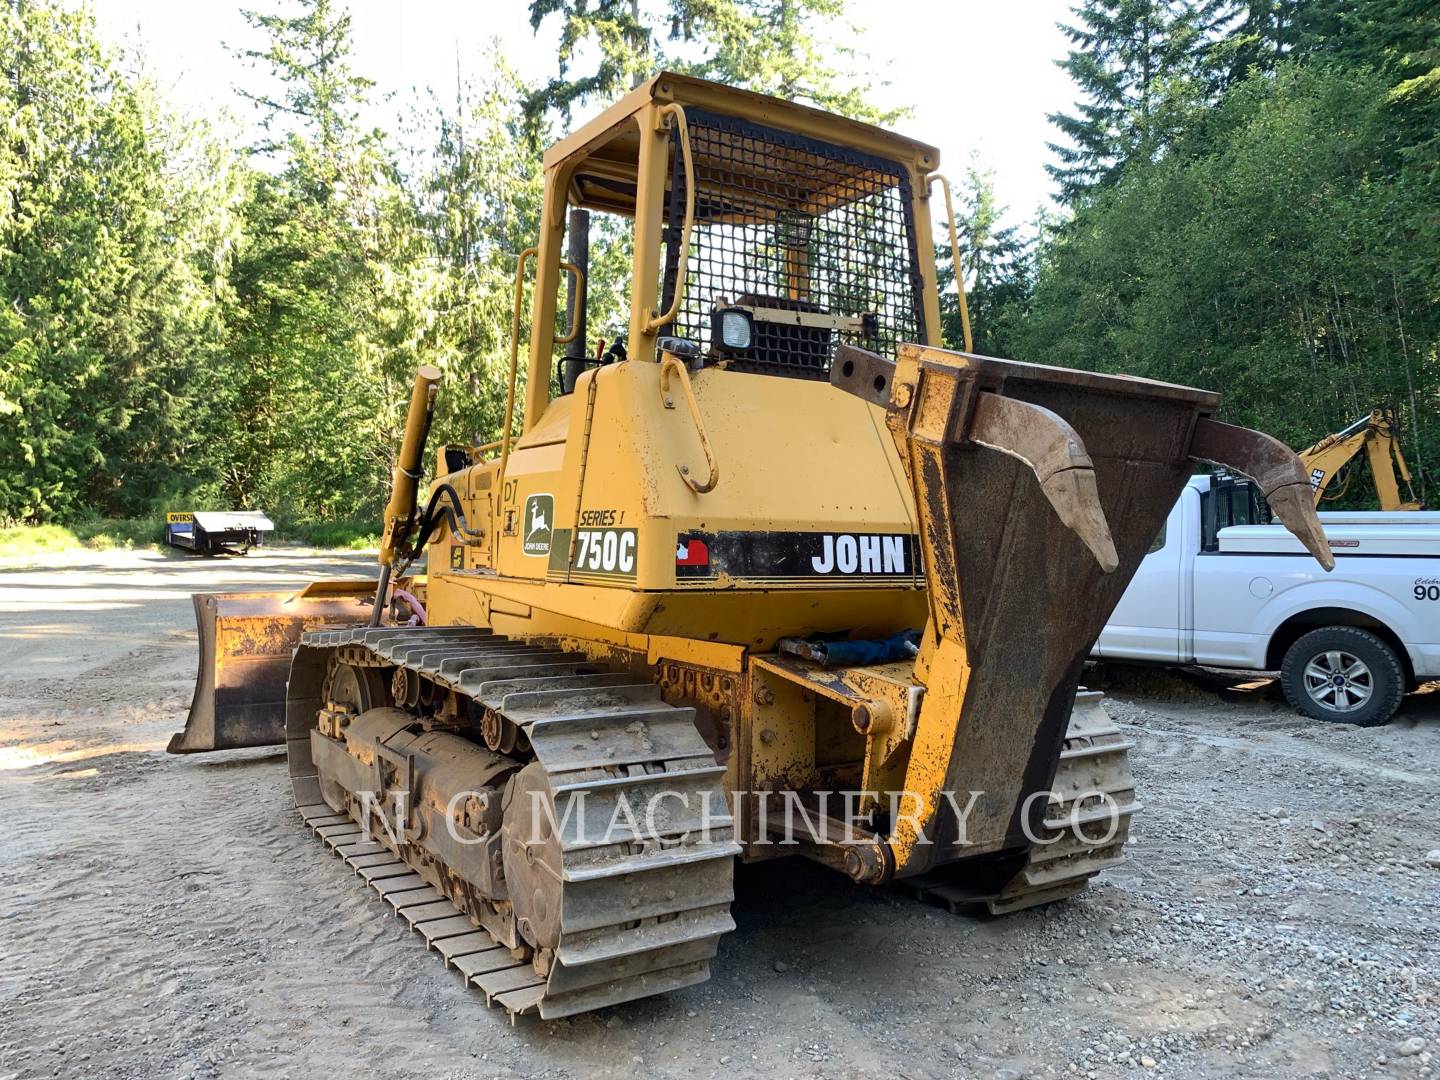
top-left (1299, 409), bottom-right (1422, 510)
top-left (167, 73), bottom-right (1331, 1020)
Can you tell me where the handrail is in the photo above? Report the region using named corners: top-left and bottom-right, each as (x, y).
top-left (925, 172), bottom-right (974, 353)
top-left (659, 354), bottom-right (719, 494)
top-left (644, 103), bottom-right (696, 334)
top-left (554, 259), bottom-right (585, 345)
top-left (496, 246), bottom-right (538, 499)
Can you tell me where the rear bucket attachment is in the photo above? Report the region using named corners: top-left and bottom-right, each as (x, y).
top-left (831, 344), bottom-right (1328, 877)
top-left (168, 580), bottom-right (377, 754)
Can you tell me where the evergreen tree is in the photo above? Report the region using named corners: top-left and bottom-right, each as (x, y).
top-left (524, 0), bottom-right (902, 123)
top-left (1202, 0), bottom-right (1303, 89)
top-left (228, 0), bottom-right (438, 520)
top-left (410, 53), bottom-right (548, 448)
top-left (1046, 0), bottom-right (1206, 201)
top-left (935, 164), bottom-right (1034, 359)
top-left (0, 0), bottom-right (240, 523)
top-left (1024, 64), bottom-right (1438, 498)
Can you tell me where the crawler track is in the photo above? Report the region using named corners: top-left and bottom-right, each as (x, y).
top-left (285, 626), bottom-right (739, 1020)
top-left (900, 690), bottom-right (1139, 915)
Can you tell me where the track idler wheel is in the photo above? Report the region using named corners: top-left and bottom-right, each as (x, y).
top-left (326, 661), bottom-right (387, 716)
top-left (316, 662), bottom-right (390, 806)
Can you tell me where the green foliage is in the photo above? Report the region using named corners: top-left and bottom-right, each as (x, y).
top-left (9, 0), bottom-right (1436, 528)
top-left (283, 519), bottom-right (379, 549)
top-left (935, 162), bottom-right (1036, 359)
top-left (0, 518), bottom-right (159, 561)
top-left (1047, 0), bottom-right (1209, 201)
top-left (0, 524), bottom-right (88, 560)
top-left (410, 52), bottom-right (548, 446)
top-left (4, 0), bottom-right (894, 530)
top-left (525, 0), bottom-right (904, 124)
top-left (1027, 1), bottom-right (1440, 505)
top-left (0, 1), bottom-right (242, 524)
top-left (223, 0), bottom-right (444, 523)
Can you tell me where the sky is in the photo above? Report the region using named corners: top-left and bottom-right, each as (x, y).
top-left (92, 0), bottom-right (1078, 228)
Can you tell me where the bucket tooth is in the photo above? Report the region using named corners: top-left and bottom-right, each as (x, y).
top-left (968, 391), bottom-right (1119, 573)
top-left (1188, 416), bottom-right (1333, 570)
top-left (1264, 483), bottom-right (1334, 570)
top-left (1039, 468), bottom-right (1119, 573)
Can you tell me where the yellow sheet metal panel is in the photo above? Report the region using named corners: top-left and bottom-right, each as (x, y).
top-left (431, 353), bottom-right (927, 648)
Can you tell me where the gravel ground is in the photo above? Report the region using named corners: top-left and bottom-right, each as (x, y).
top-left (0, 549), bottom-right (1436, 1080)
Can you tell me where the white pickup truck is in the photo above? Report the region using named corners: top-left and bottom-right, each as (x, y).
top-left (1097, 474), bottom-right (1440, 726)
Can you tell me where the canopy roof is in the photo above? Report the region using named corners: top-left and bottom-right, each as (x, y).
top-left (544, 73), bottom-right (940, 220)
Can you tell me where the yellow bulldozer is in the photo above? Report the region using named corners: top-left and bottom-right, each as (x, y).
top-left (168, 73), bottom-right (1332, 1019)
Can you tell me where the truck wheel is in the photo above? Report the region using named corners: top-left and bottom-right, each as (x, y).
top-left (1280, 627), bottom-right (1404, 727)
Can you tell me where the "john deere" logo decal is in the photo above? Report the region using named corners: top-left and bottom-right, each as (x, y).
top-left (522, 493), bottom-right (553, 556)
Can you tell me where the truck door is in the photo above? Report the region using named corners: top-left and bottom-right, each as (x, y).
top-left (1095, 491), bottom-right (1186, 661)
top-left (1190, 475), bottom-right (1284, 668)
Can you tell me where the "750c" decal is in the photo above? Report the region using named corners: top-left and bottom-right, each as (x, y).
top-left (546, 527), bottom-right (639, 579)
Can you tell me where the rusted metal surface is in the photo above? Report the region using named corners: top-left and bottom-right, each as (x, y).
top-left (655, 658), bottom-right (739, 762)
top-left (968, 391), bottom-right (1119, 572)
top-left (758, 792), bottom-right (895, 884)
top-left (1188, 416), bottom-right (1335, 570)
top-left (831, 342), bottom-right (1328, 880)
top-left (748, 654), bottom-right (919, 821)
top-left (167, 582), bottom-right (376, 753)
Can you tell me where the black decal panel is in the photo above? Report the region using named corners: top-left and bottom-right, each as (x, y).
top-left (548, 527), bottom-right (639, 581)
top-left (674, 531), bottom-right (921, 584)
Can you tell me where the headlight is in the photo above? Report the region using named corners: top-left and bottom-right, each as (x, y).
top-left (712, 307), bottom-right (754, 352)
top-left (721, 311), bottom-right (751, 348)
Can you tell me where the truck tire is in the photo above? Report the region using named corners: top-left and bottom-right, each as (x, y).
top-left (1280, 626), bottom-right (1404, 727)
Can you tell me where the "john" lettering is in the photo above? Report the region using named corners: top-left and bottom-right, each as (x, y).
top-left (810, 534), bottom-right (907, 574)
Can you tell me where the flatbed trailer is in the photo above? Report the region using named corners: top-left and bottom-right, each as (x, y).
top-left (164, 511), bottom-right (274, 556)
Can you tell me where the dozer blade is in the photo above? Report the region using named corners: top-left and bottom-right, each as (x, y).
top-left (168, 580), bottom-right (377, 754)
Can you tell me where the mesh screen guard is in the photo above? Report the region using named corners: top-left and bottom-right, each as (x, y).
top-left (657, 109), bottom-right (927, 379)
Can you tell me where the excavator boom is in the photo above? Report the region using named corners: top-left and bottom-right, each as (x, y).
top-left (1298, 409), bottom-right (1422, 511)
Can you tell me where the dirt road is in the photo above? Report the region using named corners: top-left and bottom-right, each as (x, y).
top-left (1, 549), bottom-right (1436, 1079)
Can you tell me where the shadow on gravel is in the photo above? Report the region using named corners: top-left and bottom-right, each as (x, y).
top-left (1088, 660), bottom-right (1440, 728)
top-left (184, 748), bottom-right (288, 770)
top-left (732, 854), bottom-right (874, 925)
